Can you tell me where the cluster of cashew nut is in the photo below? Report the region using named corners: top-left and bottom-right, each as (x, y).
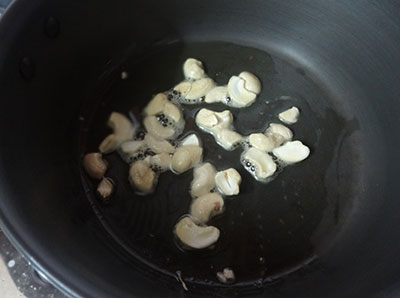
top-left (82, 111), bottom-right (138, 200)
top-left (172, 58), bottom-right (262, 108)
top-left (82, 57), bottom-right (311, 255)
top-left (175, 163), bottom-right (242, 249)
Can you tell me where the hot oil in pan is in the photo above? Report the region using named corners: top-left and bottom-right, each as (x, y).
top-left (81, 41), bottom-right (358, 291)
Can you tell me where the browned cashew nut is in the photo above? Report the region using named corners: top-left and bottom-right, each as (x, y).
top-left (83, 153), bottom-right (107, 179)
top-left (97, 177), bottom-right (114, 200)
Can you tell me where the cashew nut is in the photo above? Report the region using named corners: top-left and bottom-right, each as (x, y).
top-left (216, 129), bottom-right (243, 150)
top-left (185, 78), bottom-right (215, 100)
top-left (242, 147), bottom-right (277, 181)
top-left (174, 81), bottom-right (192, 97)
top-left (190, 163), bottom-right (217, 198)
top-left (83, 153), bottom-right (107, 179)
top-left (205, 86), bottom-right (229, 104)
top-left (171, 145), bottom-right (203, 174)
top-left (118, 140), bottom-right (145, 163)
top-left (278, 106), bottom-right (300, 124)
top-left (215, 168), bottom-right (241, 196)
top-left (99, 112), bottom-right (135, 153)
top-left (272, 140), bottom-right (310, 163)
top-left (175, 217), bottom-right (220, 249)
top-left (97, 177), bottom-right (114, 200)
top-left (196, 109), bottom-right (233, 131)
top-left (146, 152), bottom-right (172, 172)
top-left (163, 102), bottom-right (182, 123)
top-left (144, 93), bottom-right (168, 116)
top-left (239, 71), bottom-right (261, 94)
top-left (195, 109), bottom-right (241, 150)
top-left (264, 123), bottom-right (293, 147)
top-left (129, 160), bottom-right (157, 194)
top-left (227, 75), bottom-right (257, 108)
top-left (190, 193), bottom-right (224, 224)
top-left (144, 133), bottom-right (175, 154)
top-left (143, 116), bottom-right (175, 140)
top-left (181, 133), bottom-right (200, 147)
top-left (216, 268), bottom-right (235, 284)
top-left (248, 133), bottom-right (276, 152)
top-left (183, 58), bottom-right (205, 80)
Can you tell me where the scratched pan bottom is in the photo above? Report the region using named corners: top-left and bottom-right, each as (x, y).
top-left (80, 41), bottom-right (362, 293)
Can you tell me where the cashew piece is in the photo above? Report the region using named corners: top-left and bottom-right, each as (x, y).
top-left (83, 153), bottom-right (107, 179)
top-left (278, 106), bottom-right (300, 125)
top-left (183, 58), bottom-right (205, 80)
top-left (129, 160), bottom-right (157, 194)
top-left (118, 140), bottom-right (145, 163)
top-left (143, 116), bottom-right (175, 140)
top-left (272, 140), bottom-right (310, 163)
top-left (144, 93), bottom-right (168, 116)
top-left (190, 163), bottom-right (217, 198)
top-left (146, 152), bottom-right (172, 172)
top-left (264, 123), bottom-right (293, 147)
top-left (97, 177), bottom-right (114, 200)
top-left (99, 112), bottom-right (134, 153)
top-left (144, 133), bottom-right (175, 154)
top-left (171, 145), bottom-right (203, 174)
top-left (215, 168), bottom-right (241, 196)
top-left (227, 76), bottom-right (257, 108)
top-left (205, 86), bottom-right (229, 104)
top-left (242, 147), bottom-right (277, 180)
top-left (248, 133), bottom-right (276, 152)
top-left (190, 193), bottom-right (224, 224)
top-left (175, 217), bottom-right (220, 249)
top-left (181, 133), bottom-right (201, 147)
top-left (239, 71), bottom-right (261, 94)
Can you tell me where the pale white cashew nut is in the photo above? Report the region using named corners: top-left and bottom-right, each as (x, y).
top-left (145, 152), bottom-right (172, 172)
top-left (278, 106), bottom-right (300, 124)
top-left (183, 58), bottom-right (205, 80)
top-left (129, 160), bottom-right (157, 194)
top-left (196, 108), bottom-right (233, 130)
top-left (239, 71), bottom-right (261, 94)
top-left (174, 81), bottom-right (192, 97)
top-left (190, 193), bottom-right (224, 224)
top-left (190, 163), bottom-right (217, 198)
top-left (143, 116), bottom-right (175, 140)
top-left (97, 177), bottom-right (114, 200)
top-left (272, 140), bottom-right (310, 163)
top-left (118, 140), bottom-right (144, 163)
top-left (196, 108), bottom-right (241, 150)
top-left (186, 77), bottom-right (215, 100)
top-left (248, 133), bottom-right (276, 152)
top-left (205, 86), bottom-right (228, 104)
top-left (171, 145), bottom-right (203, 174)
top-left (144, 93), bottom-right (168, 116)
top-left (181, 133), bottom-right (200, 147)
top-left (99, 112), bottom-right (135, 153)
top-left (215, 168), bottom-right (241, 196)
top-left (264, 123), bottom-right (293, 147)
top-left (163, 102), bottom-right (182, 123)
top-left (175, 217), bottom-right (220, 249)
top-left (216, 129), bottom-right (243, 150)
top-left (144, 133), bottom-right (175, 154)
top-left (242, 147), bottom-right (277, 180)
top-left (83, 153), bottom-right (107, 179)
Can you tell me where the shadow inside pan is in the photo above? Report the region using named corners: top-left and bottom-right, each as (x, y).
top-left (79, 41), bottom-right (361, 292)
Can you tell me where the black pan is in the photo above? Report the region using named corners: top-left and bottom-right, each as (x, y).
top-left (0, 0), bottom-right (399, 297)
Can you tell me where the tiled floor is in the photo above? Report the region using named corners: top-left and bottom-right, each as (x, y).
top-left (0, 255), bottom-right (24, 297)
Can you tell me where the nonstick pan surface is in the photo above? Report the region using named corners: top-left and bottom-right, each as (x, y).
top-left (80, 41), bottom-right (360, 290)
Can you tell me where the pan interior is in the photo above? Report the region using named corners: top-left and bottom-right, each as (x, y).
top-left (80, 41), bottom-right (360, 289)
